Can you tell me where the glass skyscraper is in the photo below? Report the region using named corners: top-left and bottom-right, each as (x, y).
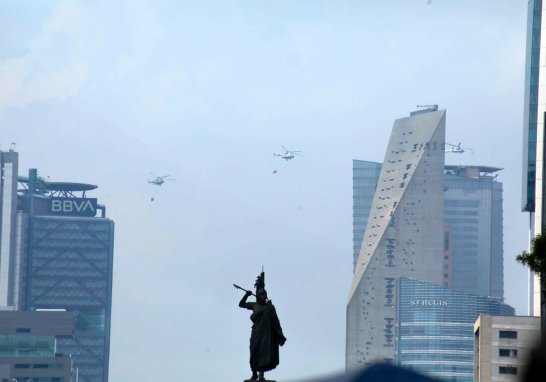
top-left (522, 0), bottom-right (542, 214)
top-left (352, 160), bottom-right (382, 272)
top-left (396, 278), bottom-right (514, 382)
top-left (521, 0), bottom-right (543, 317)
top-left (26, 216), bottom-right (114, 382)
top-left (0, 152), bottom-right (114, 382)
top-left (353, 163), bottom-right (505, 299)
top-left (444, 166), bottom-right (504, 299)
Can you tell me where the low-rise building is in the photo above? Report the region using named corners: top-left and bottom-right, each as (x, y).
top-left (0, 310), bottom-right (75, 382)
top-left (474, 315), bottom-right (540, 381)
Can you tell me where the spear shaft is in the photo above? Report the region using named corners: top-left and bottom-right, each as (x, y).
top-left (233, 284), bottom-right (256, 297)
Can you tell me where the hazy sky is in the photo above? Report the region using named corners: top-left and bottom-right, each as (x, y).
top-left (0, 1), bottom-right (530, 381)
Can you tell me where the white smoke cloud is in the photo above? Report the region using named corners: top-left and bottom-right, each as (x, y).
top-left (0, 2), bottom-right (93, 122)
top-left (0, 0), bottom-right (166, 123)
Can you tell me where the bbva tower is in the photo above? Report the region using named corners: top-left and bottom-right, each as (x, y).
top-left (346, 108), bottom-right (446, 368)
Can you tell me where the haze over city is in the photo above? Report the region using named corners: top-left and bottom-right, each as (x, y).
top-left (0, 1), bottom-right (533, 381)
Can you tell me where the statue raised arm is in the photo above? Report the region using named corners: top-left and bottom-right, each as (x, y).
top-left (236, 271), bottom-right (286, 381)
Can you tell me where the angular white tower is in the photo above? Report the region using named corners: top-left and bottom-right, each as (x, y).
top-left (346, 109), bottom-right (446, 368)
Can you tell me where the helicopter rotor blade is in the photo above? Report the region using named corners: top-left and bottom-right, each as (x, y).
top-left (294, 153), bottom-right (304, 157)
top-left (281, 145), bottom-right (288, 153)
top-left (445, 143), bottom-right (456, 147)
top-left (149, 172), bottom-right (159, 177)
top-left (158, 175), bottom-right (170, 178)
top-left (290, 151), bottom-right (302, 153)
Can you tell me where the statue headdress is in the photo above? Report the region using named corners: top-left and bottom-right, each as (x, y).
top-left (254, 271), bottom-right (265, 292)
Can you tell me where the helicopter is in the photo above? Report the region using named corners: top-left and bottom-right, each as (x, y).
top-left (273, 145), bottom-right (303, 161)
top-left (445, 142), bottom-right (473, 154)
top-left (149, 173), bottom-right (175, 186)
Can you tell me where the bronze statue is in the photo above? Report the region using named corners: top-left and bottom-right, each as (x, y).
top-left (236, 271), bottom-right (286, 381)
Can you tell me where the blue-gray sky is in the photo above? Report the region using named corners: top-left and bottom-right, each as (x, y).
top-left (0, 1), bottom-right (529, 380)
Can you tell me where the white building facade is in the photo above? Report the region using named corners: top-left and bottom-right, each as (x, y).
top-left (346, 108), bottom-right (446, 368)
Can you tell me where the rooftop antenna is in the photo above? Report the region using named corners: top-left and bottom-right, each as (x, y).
top-left (9, 143), bottom-right (16, 152)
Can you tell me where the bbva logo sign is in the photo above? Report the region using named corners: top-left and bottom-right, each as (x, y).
top-left (50, 198), bottom-right (98, 217)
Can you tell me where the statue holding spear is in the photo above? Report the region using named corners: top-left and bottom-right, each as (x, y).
top-left (234, 269), bottom-right (286, 381)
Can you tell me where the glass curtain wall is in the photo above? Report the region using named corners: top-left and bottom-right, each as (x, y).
top-left (396, 278), bottom-right (514, 382)
top-left (352, 160), bottom-right (382, 272)
top-left (444, 174), bottom-right (503, 299)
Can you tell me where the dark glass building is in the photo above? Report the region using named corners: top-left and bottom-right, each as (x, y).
top-left (395, 278), bottom-right (514, 382)
top-left (522, 0), bottom-right (542, 214)
top-left (0, 155), bottom-right (114, 382)
top-left (521, 0), bottom-right (543, 318)
top-left (26, 215), bottom-right (114, 382)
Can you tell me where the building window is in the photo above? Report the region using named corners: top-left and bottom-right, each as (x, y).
top-left (14, 364), bottom-right (30, 369)
top-left (16, 328), bottom-right (31, 333)
top-left (499, 349), bottom-right (518, 357)
top-left (499, 331), bottom-right (518, 339)
top-left (444, 232), bottom-right (449, 250)
top-left (444, 282), bottom-right (448, 287)
top-left (444, 255), bottom-right (449, 260)
top-left (444, 264), bottom-right (448, 269)
top-left (499, 366), bottom-right (517, 375)
top-left (444, 273), bottom-right (448, 278)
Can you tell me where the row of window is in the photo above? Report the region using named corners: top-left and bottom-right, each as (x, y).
top-left (3, 378), bottom-right (63, 382)
top-left (444, 178), bottom-right (500, 190)
top-left (444, 209), bottom-right (479, 216)
top-left (14, 364), bottom-right (64, 369)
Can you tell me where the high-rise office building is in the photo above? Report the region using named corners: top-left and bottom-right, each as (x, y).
top-left (353, 162), bottom-right (505, 299)
top-left (395, 278), bottom-right (514, 382)
top-left (521, 0), bottom-right (544, 317)
top-left (352, 161), bottom-right (382, 272)
top-left (0, 151), bottom-right (114, 382)
top-left (0, 150), bottom-right (21, 308)
top-left (444, 165), bottom-right (504, 299)
top-left (347, 108), bottom-right (446, 368)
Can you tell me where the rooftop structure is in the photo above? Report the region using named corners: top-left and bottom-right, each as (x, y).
top-left (18, 176), bottom-right (98, 197)
top-left (444, 165), bottom-right (503, 179)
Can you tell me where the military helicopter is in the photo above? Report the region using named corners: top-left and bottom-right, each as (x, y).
top-left (273, 146), bottom-right (303, 161)
top-left (445, 142), bottom-right (473, 154)
top-left (149, 173), bottom-right (175, 186)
